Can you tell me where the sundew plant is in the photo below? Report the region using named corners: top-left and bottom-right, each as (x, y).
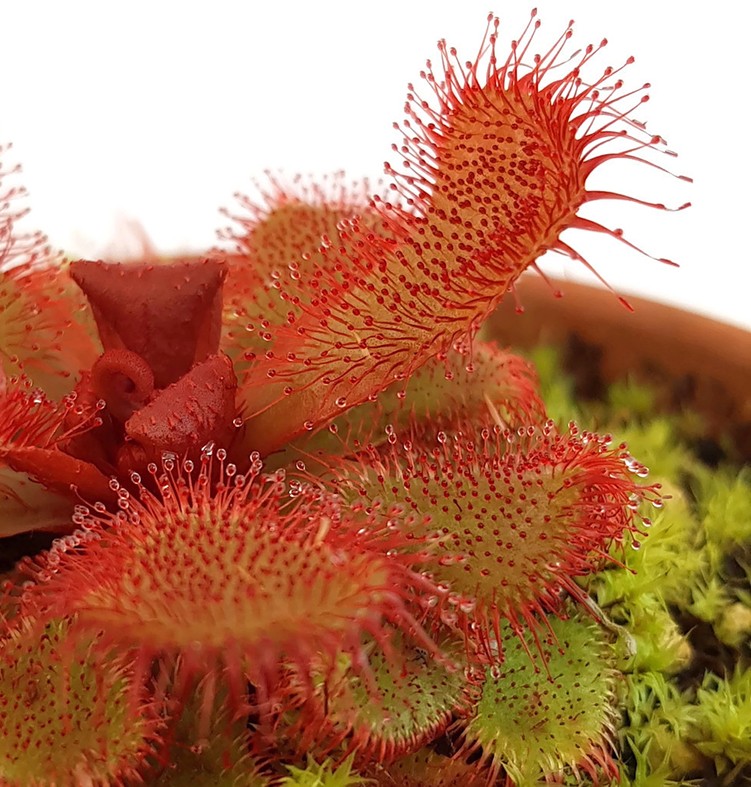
top-left (6, 9), bottom-right (743, 786)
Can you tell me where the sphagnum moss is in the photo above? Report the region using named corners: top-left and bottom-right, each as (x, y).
top-left (535, 344), bottom-right (751, 786)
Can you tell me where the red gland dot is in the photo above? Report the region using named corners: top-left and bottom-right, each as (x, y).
top-left (91, 349), bottom-right (154, 422)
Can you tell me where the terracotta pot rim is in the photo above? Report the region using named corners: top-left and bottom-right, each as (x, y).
top-left (489, 274), bottom-right (751, 457)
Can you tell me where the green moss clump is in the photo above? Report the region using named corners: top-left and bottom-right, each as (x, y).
top-left (547, 348), bottom-right (751, 786)
top-left (279, 755), bottom-right (371, 787)
top-left (691, 667), bottom-right (751, 776)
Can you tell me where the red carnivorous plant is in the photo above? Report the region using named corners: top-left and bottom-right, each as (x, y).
top-left (1, 10), bottom-right (688, 786)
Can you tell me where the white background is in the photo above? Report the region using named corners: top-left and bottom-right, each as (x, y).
top-left (2, 1), bottom-right (748, 329)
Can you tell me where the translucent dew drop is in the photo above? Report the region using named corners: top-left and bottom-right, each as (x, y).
top-left (459, 598), bottom-right (476, 614)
